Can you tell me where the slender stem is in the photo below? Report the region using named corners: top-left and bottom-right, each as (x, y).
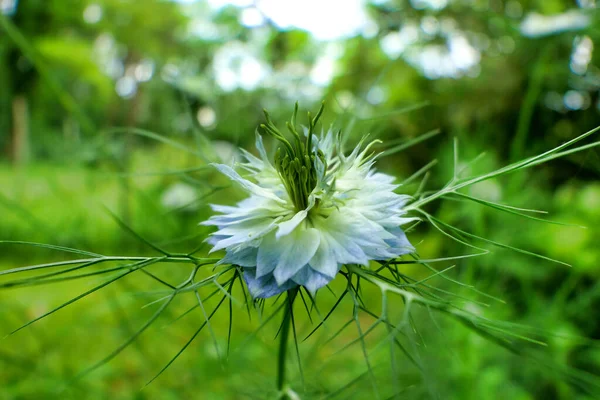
top-left (277, 289), bottom-right (298, 398)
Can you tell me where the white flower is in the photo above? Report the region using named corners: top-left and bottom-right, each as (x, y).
top-left (202, 105), bottom-right (415, 298)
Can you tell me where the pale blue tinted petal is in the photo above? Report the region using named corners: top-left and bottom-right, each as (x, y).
top-left (218, 247), bottom-right (258, 267)
top-left (256, 232), bottom-right (279, 278)
top-left (312, 212), bottom-right (372, 266)
top-left (258, 227), bottom-right (321, 282)
top-left (292, 266), bottom-right (332, 294)
top-left (307, 233), bottom-right (339, 278)
top-left (384, 228), bottom-right (415, 256)
top-left (207, 235), bottom-right (228, 246)
top-left (243, 268), bottom-right (296, 299)
top-left (271, 227), bottom-right (321, 285)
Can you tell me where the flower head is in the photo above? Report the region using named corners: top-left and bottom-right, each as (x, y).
top-left (203, 104), bottom-right (415, 298)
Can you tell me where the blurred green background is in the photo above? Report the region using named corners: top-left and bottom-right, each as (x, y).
top-left (1, 0), bottom-right (600, 399)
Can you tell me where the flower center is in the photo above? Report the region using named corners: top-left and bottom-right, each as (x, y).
top-left (261, 103), bottom-right (326, 211)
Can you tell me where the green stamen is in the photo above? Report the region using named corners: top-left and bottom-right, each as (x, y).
top-left (261, 102), bottom-right (326, 211)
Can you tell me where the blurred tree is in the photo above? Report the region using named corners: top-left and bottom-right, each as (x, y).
top-left (0, 0), bottom-right (189, 163)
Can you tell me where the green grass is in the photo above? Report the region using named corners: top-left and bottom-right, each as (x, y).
top-left (2, 129), bottom-right (600, 399)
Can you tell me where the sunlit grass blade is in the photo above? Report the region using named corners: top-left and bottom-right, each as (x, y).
top-left (0, 261), bottom-right (125, 289)
top-left (303, 289), bottom-right (348, 342)
top-left (0, 241), bottom-right (103, 258)
top-left (349, 289), bottom-right (380, 399)
top-left (422, 212), bottom-right (491, 253)
top-left (144, 293), bottom-right (228, 387)
top-left (359, 101), bottom-right (431, 122)
top-left (70, 294), bottom-right (175, 384)
top-left (194, 289), bottom-right (223, 364)
top-left (322, 318), bottom-right (354, 346)
top-left (359, 306), bottom-right (424, 373)
top-left (103, 127), bottom-right (208, 161)
top-left (416, 259), bottom-right (506, 304)
top-left (387, 252), bottom-right (488, 264)
top-left (236, 301), bottom-right (287, 351)
top-left (288, 292), bottom-right (305, 391)
top-left (400, 160), bottom-right (438, 186)
top-left (379, 128), bottom-right (441, 158)
top-left (103, 207), bottom-right (171, 256)
top-left (139, 269), bottom-right (176, 289)
top-left (407, 125), bottom-right (600, 210)
top-left (111, 165), bottom-right (211, 177)
top-left (322, 366), bottom-right (385, 400)
top-left (450, 191), bottom-right (583, 227)
top-left (525, 140), bottom-right (600, 168)
top-left (424, 211), bottom-right (571, 267)
top-left (5, 257), bottom-right (165, 337)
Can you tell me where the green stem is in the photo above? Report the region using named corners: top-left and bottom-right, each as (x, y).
top-left (277, 289), bottom-right (298, 398)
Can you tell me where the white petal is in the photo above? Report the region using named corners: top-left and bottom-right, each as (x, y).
top-left (276, 196), bottom-right (315, 239)
top-left (207, 234), bottom-right (227, 246)
top-left (212, 163), bottom-right (285, 203)
top-left (255, 131), bottom-right (271, 164)
top-left (258, 226), bottom-right (321, 282)
top-left (208, 204), bottom-right (238, 214)
top-left (397, 217), bottom-right (419, 225)
top-left (276, 209), bottom-right (307, 238)
top-left (239, 149), bottom-right (264, 170)
top-left (310, 212), bottom-right (371, 270)
top-left (267, 227), bottom-right (321, 285)
top-left (209, 219), bottom-right (278, 253)
top-left (308, 234), bottom-right (339, 278)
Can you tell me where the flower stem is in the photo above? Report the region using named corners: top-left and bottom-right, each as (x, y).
top-left (277, 289), bottom-right (298, 399)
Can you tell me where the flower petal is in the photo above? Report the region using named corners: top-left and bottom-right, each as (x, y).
top-left (257, 226), bottom-right (321, 285)
top-left (255, 131), bottom-right (271, 164)
top-left (308, 235), bottom-right (339, 278)
top-left (276, 209), bottom-right (308, 238)
top-left (203, 126), bottom-right (417, 299)
top-left (384, 228), bottom-right (415, 256)
top-left (212, 163), bottom-right (285, 203)
top-left (218, 247), bottom-right (258, 267)
top-left (243, 268), bottom-right (296, 298)
top-left (310, 211), bottom-right (375, 270)
top-left (292, 265), bottom-right (332, 294)
top-left (276, 196), bottom-right (315, 239)
top-left (209, 218), bottom-right (278, 253)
